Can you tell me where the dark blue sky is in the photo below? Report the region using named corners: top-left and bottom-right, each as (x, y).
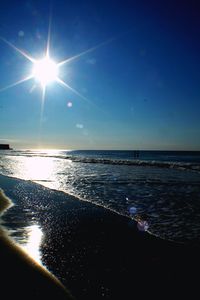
top-left (0, 0), bottom-right (200, 150)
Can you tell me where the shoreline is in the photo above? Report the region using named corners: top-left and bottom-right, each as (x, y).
top-left (0, 188), bottom-right (13, 215)
top-left (0, 184), bottom-right (73, 299)
top-left (1, 174), bottom-right (200, 299)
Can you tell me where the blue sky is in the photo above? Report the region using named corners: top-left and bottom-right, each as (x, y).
top-left (0, 0), bottom-right (200, 150)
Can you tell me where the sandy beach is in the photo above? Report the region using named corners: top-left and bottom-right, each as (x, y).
top-left (0, 174), bottom-right (200, 299)
top-left (0, 182), bottom-right (73, 299)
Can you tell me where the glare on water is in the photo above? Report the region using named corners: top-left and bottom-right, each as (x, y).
top-left (22, 224), bottom-right (43, 265)
top-left (22, 157), bottom-right (55, 180)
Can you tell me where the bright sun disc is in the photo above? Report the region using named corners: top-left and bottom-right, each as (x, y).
top-left (32, 57), bottom-right (58, 86)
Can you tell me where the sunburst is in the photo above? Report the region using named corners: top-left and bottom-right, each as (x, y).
top-left (32, 56), bottom-right (58, 87)
top-left (0, 35), bottom-right (92, 102)
top-left (0, 23), bottom-right (114, 112)
top-left (0, 15), bottom-right (117, 131)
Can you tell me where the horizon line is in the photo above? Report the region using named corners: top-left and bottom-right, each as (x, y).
top-left (4, 148), bottom-right (200, 152)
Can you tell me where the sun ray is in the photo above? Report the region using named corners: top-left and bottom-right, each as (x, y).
top-left (0, 75), bottom-right (33, 93)
top-left (41, 85), bottom-right (46, 115)
top-left (58, 37), bottom-right (115, 67)
top-left (56, 77), bottom-right (108, 115)
top-left (0, 37), bottom-right (35, 63)
top-left (40, 85), bottom-right (46, 125)
top-left (29, 84), bottom-right (37, 94)
top-left (46, 8), bottom-right (52, 58)
top-left (56, 77), bottom-right (91, 103)
top-left (0, 23), bottom-right (118, 117)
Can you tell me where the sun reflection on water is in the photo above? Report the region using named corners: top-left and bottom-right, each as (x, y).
top-left (5, 150), bottom-right (74, 191)
top-left (23, 157), bottom-right (55, 180)
top-left (22, 224), bottom-right (43, 265)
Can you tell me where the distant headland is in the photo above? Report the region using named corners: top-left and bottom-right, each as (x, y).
top-left (0, 144), bottom-right (12, 150)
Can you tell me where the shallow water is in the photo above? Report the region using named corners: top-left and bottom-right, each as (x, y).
top-left (1, 149), bottom-right (200, 243)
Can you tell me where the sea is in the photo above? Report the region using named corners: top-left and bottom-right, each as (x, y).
top-left (1, 149), bottom-right (200, 243)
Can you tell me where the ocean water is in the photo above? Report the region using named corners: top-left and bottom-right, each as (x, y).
top-left (0, 149), bottom-right (200, 243)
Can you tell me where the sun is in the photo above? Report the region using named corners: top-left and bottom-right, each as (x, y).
top-left (0, 17), bottom-right (113, 125)
top-left (32, 56), bottom-right (58, 87)
top-left (0, 32), bottom-right (110, 104)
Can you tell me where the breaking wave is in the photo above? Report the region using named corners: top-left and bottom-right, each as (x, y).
top-left (64, 156), bottom-right (200, 172)
top-left (1, 150), bottom-right (200, 172)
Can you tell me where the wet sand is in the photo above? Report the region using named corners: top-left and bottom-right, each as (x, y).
top-left (0, 188), bottom-right (73, 300)
top-left (0, 174), bottom-right (200, 299)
